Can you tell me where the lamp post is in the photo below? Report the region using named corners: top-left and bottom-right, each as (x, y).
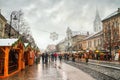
top-left (9, 10), bottom-right (22, 38)
top-left (9, 11), bottom-right (17, 38)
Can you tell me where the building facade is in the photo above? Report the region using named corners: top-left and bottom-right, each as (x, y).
top-left (102, 8), bottom-right (120, 54)
top-left (72, 34), bottom-right (88, 51)
top-left (4, 23), bottom-right (19, 38)
top-left (76, 31), bottom-right (103, 52)
top-left (0, 13), bottom-right (7, 38)
top-left (56, 39), bottom-right (68, 52)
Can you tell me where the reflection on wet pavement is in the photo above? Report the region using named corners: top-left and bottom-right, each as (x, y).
top-left (1, 61), bottom-right (64, 80)
top-left (0, 61), bottom-right (95, 80)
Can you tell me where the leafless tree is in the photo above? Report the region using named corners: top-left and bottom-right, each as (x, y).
top-left (11, 10), bottom-right (31, 38)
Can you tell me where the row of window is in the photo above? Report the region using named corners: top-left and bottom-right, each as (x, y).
top-left (105, 21), bottom-right (119, 31)
top-left (88, 38), bottom-right (102, 48)
top-left (104, 20), bottom-right (119, 42)
top-left (0, 22), bottom-right (3, 37)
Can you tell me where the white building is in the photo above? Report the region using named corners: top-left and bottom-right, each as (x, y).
top-left (93, 9), bottom-right (102, 32)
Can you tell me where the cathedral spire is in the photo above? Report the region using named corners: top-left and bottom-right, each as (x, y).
top-left (93, 9), bottom-right (102, 32)
top-left (66, 27), bottom-right (72, 39)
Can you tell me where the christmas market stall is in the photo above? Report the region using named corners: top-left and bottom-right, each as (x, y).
top-left (0, 38), bottom-right (24, 78)
top-left (14, 38), bottom-right (25, 70)
top-left (24, 43), bottom-right (35, 66)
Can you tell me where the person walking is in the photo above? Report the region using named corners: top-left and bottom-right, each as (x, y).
top-left (45, 53), bottom-right (48, 64)
top-left (41, 53), bottom-right (45, 63)
top-left (59, 54), bottom-right (62, 63)
top-left (51, 53), bottom-right (54, 61)
top-left (54, 52), bottom-right (58, 62)
top-left (85, 53), bottom-right (89, 63)
top-left (72, 54), bottom-right (75, 62)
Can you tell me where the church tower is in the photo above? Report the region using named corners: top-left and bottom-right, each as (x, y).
top-left (93, 9), bottom-right (102, 32)
top-left (66, 27), bottom-right (72, 40)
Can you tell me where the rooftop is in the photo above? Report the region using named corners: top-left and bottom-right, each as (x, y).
top-left (102, 8), bottom-right (120, 21)
top-left (0, 13), bottom-right (7, 22)
top-left (84, 31), bottom-right (102, 40)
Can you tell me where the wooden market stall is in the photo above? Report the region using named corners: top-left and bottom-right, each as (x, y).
top-left (24, 43), bottom-right (35, 66)
top-left (0, 38), bottom-right (24, 78)
top-left (14, 38), bottom-right (25, 70)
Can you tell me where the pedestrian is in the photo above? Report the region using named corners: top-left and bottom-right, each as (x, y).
top-left (64, 53), bottom-right (67, 60)
top-left (51, 53), bottom-right (54, 61)
top-left (72, 54), bottom-right (75, 62)
top-left (59, 53), bottom-right (62, 63)
top-left (54, 52), bottom-right (58, 62)
top-left (48, 53), bottom-right (51, 62)
top-left (66, 53), bottom-right (69, 61)
top-left (45, 53), bottom-right (48, 64)
top-left (41, 53), bottom-right (45, 63)
top-left (85, 53), bottom-right (89, 63)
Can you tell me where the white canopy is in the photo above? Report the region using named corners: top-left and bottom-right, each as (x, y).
top-left (0, 38), bottom-right (18, 46)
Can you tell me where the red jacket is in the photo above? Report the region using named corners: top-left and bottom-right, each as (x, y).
top-left (54, 53), bottom-right (57, 57)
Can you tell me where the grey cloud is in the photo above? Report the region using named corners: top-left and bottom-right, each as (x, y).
top-left (0, 0), bottom-right (120, 49)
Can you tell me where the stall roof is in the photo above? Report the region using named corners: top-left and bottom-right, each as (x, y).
top-left (0, 39), bottom-right (18, 46)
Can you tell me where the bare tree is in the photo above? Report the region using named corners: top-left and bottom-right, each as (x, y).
top-left (11, 10), bottom-right (30, 37)
top-left (10, 10), bottom-right (37, 47)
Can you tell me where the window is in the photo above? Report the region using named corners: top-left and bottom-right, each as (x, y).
top-left (94, 40), bottom-right (96, 47)
top-left (88, 41), bottom-right (91, 47)
top-left (0, 23), bottom-right (2, 30)
top-left (114, 21), bottom-right (117, 28)
top-left (0, 23), bottom-right (2, 37)
top-left (98, 39), bottom-right (99, 45)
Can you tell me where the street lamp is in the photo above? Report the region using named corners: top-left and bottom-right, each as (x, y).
top-left (9, 10), bottom-right (22, 38)
top-left (9, 11), bottom-right (18, 38)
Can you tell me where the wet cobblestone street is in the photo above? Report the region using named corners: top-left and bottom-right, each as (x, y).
top-left (0, 61), bottom-right (95, 80)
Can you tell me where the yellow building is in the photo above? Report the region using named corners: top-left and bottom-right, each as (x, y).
top-left (4, 23), bottom-right (19, 38)
top-left (76, 31), bottom-right (103, 52)
top-left (72, 34), bottom-right (87, 51)
top-left (0, 13), bottom-right (7, 38)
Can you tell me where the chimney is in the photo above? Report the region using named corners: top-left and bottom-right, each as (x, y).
top-left (118, 8), bottom-right (120, 13)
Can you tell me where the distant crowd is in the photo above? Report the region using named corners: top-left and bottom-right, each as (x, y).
top-left (38, 51), bottom-right (120, 65)
top-left (41, 52), bottom-right (63, 64)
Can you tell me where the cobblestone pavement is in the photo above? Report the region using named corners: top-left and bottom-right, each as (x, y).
top-left (65, 60), bottom-right (120, 80)
top-left (88, 59), bottom-right (120, 68)
top-left (74, 59), bottom-right (120, 70)
top-left (0, 61), bottom-right (95, 80)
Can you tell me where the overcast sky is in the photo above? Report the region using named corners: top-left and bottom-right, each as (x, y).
top-left (0, 0), bottom-right (120, 50)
